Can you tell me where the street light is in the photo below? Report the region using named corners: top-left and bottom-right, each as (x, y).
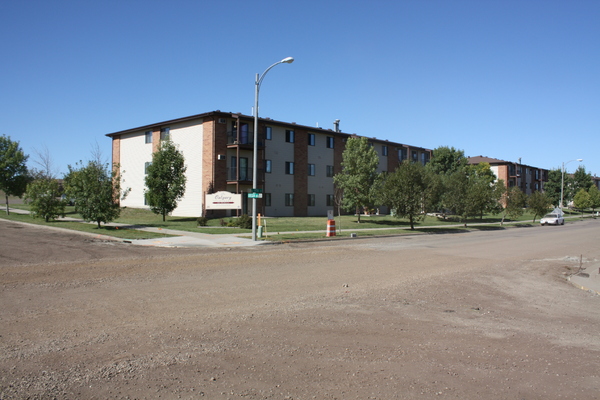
top-left (252, 57), bottom-right (294, 241)
top-left (560, 158), bottom-right (583, 209)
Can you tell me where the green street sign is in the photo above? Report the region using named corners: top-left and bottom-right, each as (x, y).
top-left (251, 188), bottom-right (263, 193)
top-left (248, 193), bottom-right (262, 199)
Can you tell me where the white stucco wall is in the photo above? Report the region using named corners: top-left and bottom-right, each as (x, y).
top-left (117, 120), bottom-right (204, 217)
top-left (119, 132), bottom-right (153, 210)
top-left (169, 120), bottom-right (203, 217)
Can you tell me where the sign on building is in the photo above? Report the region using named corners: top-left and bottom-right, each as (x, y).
top-left (205, 191), bottom-right (242, 210)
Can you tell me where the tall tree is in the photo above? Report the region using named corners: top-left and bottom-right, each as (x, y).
top-left (145, 138), bottom-right (187, 221)
top-left (425, 146), bottom-right (468, 176)
top-left (0, 135), bottom-right (29, 214)
top-left (442, 170), bottom-right (474, 226)
top-left (588, 185), bottom-right (600, 216)
top-left (500, 186), bottom-right (527, 225)
top-left (527, 191), bottom-right (551, 223)
top-left (333, 137), bottom-right (381, 223)
top-left (466, 163), bottom-right (503, 220)
top-left (382, 160), bottom-right (430, 230)
top-left (24, 178), bottom-right (67, 222)
top-left (573, 188), bottom-right (591, 217)
top-left (572, 165), bottom-right (593, 194)
top-left (64, 160), bottom-right (129, 228)
top-left (542, 168), bottom-right (563, 206)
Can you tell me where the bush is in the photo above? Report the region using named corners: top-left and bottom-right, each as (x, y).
top-left (197, 216), bottom-right (208, 226)
top-left (237, 214), bottom-right (252, 229)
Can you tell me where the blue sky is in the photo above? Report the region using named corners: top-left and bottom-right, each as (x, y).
top-left (2, 0), bottom-right (598, 177)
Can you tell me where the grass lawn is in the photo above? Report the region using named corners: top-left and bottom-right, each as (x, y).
top-left (2, 201), bottom-right (596, 242)
top-left (0, 208), bottom-right (174, 240)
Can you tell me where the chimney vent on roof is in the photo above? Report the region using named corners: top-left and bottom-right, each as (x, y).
top-left (334, 119), bottom-right (340, 132)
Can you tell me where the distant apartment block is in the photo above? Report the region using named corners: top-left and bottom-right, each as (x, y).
top-left (468, 156), bottom-right (548, 195)
top-left (107, 110), bottom-right (432, 217)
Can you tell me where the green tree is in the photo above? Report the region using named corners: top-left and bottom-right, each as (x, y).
top-left (543, 168), bottom-right (562, 206)
top-left (24, 178), bottom-right (67, 222)
top-left (145, 138), bottom-right (187, 221)
top-left (573, 188), bottom-right (591, 217)
top-left (0, 135), bottom-right (29, 214)
top-left (333, 137), bottom-right (381, 223)
top-left (572, 165), bottom-right (593, 194)
top-left (64, 160), bottom-right (129, 228)
top-left (442, 170), bottom-right (474, 226)
top-left (382, 160), bottom-right (430, 230)
top-left (527, 191), bottom-right (551, 223)
top-left (588, 185), bottom-right (600, 216)
top-left (425, 146), bottom-right (468, 176)
top-left (466, 163), bottom-right (503, 220)
top-left (500, 186), bottom-right (527, 225)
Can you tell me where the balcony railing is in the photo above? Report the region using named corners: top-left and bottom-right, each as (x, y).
top-left (227, 167), bottom-right (253, 182)
top-left (227, 130), bottom-right (254, 145)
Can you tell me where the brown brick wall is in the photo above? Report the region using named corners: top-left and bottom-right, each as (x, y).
top-left (111, 137), bottom-right (120, 169)
top-left (152, 129), bottom-right (160, 153)
top-left (294, 128), bottom-right (308, 216)
top-left (497, 165), bottom-right (509, 187)
top-left (333, 136), bottom-right (345, 175)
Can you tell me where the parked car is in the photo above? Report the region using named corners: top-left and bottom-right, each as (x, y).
top-left (540, 213), bottom-right (564, 225)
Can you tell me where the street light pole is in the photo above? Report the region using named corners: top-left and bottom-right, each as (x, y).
top-left (252, 57), bottom-right (294, 241)
top-left (560, 158), bottom-right (583, 209)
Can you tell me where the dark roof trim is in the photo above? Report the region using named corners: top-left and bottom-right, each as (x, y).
top-left (105, 110), bottom-right (432, 152)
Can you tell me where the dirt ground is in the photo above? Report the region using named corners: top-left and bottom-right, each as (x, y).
top-left (1, 219), bottom-right (599, 400)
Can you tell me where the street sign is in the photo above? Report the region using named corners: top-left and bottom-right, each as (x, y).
top-left (251, 188), bottom-right (263, 193)
top-left (248, 193), bottom-right (263, 199)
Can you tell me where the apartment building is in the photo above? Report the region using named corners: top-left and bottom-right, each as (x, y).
top-left (467, 156), bottom-right (548, 194)
top-left (106, 110), bottom-right (432, 217)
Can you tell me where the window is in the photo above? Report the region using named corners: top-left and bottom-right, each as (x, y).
top-left (308, 133), bottom-right (315, 146)
top-left (144, 162), bottom-right (152, 174)
top-left (265, 159), bottom-right (272, 173)
top-left (285, 161), bottom-right (294, 175)
top-left (264, 193), bottom-right (272, 207)
top-left (286, 130), bottom-right (295, 143)
top-left (308, 194), bottom-right (315, 207)
top-left (308, 164), bottom-right (315, 176)
top-left (145, 131), bottom-right (152, 144)
top-left (398, 148), bottom-right (407, 162)
top-left (160, 127), bottom-right (170, 140)
top-left (285, 193), bottom-right (294, 206)
top-left (421, 152), bottom-right (430, 165)
top-left (326, 194), bottom-right (334, 206)
top-left (326, 165), bottom-right (334, 177)
top-left (326, 136), bottom-right (334, 148)
top-left (382, 145), bottom-right (388, 156)
top-left (265, 126), bottom-right (272, 140)
top-left (411, 150), bottom-right (418, 163)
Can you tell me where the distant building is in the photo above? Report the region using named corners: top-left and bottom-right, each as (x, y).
top-left (467, 156), bottom-right (548, 195)
top-left (106, 110), bottom-right (432, 217)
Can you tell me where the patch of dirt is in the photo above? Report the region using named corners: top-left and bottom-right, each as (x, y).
top-left (1, 219), bottom-right (600, 399)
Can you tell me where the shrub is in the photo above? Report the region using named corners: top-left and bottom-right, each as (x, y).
top-left (237, 214), bottom-right (252, 229)
top-left (197, 216), bottom-right (208, 226)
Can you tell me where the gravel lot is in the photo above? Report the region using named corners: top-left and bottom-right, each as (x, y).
top-left (1, 218), bottom-right (599, 399)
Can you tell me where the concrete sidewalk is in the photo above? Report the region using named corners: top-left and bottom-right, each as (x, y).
top-left (568, 262), bottom-right (600, 296)
top-left (2, 207), bottom-right (263, 248)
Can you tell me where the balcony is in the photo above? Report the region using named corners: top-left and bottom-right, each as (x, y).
top-left (226, 167), bottom-right (265, 184)
top-left (226, 131), bottom-right (264, 148)
top-left (227, 167), bottom-right (252, 183)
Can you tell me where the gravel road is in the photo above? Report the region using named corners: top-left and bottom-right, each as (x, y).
top-left (1, 219), bottom-right (599, 399)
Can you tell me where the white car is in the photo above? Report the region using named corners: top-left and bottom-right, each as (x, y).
top-left (540, 213), bottom-right (564, 225)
